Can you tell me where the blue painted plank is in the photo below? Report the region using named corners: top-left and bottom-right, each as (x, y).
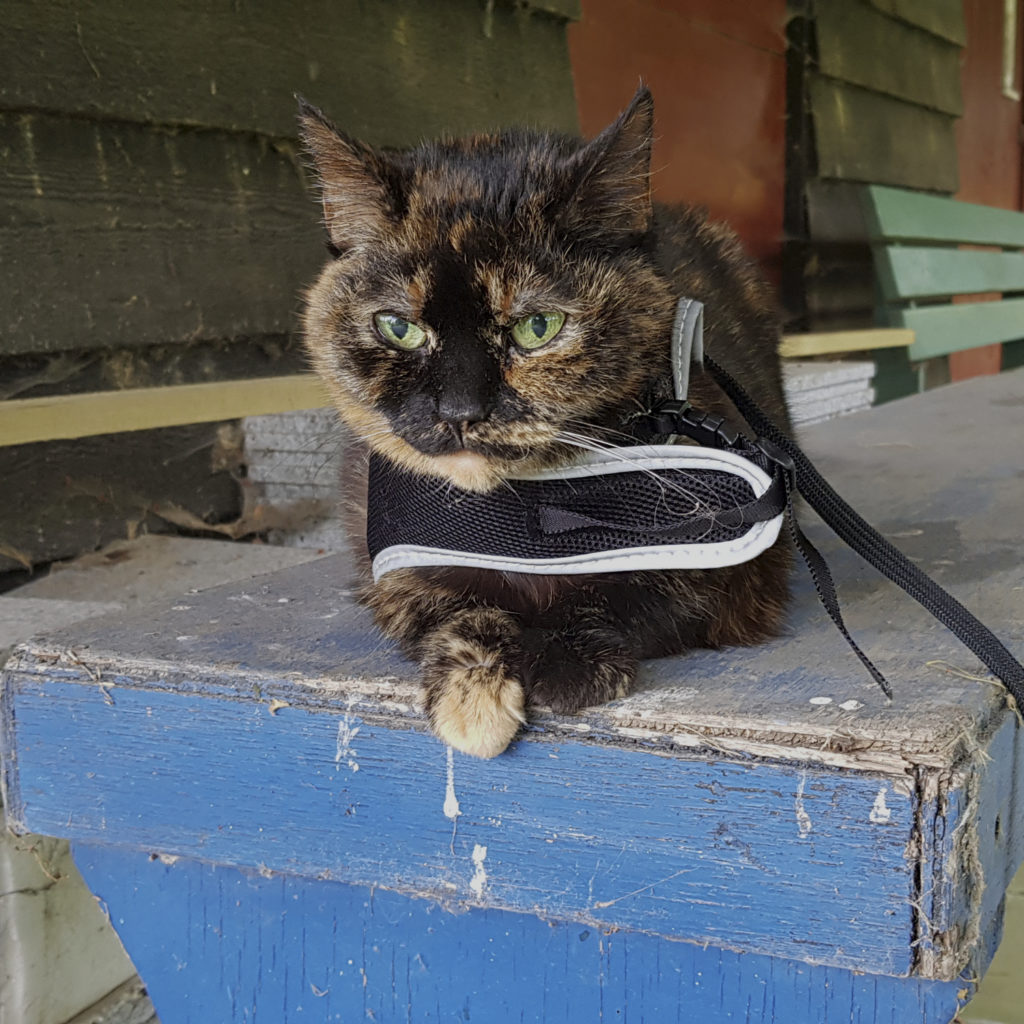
top-left (73, 844), bottom-right (972, 1024)
top-left (4, 675), bottom-right (919, 975)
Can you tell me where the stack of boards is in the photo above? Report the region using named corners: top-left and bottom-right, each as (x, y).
top-left (243, 360), bottom-right (874, 545)
top-left (782, 360), bottom-right (875, 427)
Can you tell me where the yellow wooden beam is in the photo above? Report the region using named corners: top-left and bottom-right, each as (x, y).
top-left (0, 374), bottom-right (332, 447)
top-left (1, 328), bottom-right (917, 448)
top-left (779, 328), bottom-right (914, 359)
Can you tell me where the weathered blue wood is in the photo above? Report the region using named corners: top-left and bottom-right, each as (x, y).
top-left (72, 844), bottom-right (970, 1024)
top-left (3, 371), bottom-right (1024, 1023)
top-left (4, 674), bottom-right (919, 975)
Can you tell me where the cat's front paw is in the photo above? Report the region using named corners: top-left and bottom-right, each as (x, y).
top-left (426, 663), bottom-right (525, 758)
top-left (421, 609), bottom-right (526, 758)
top-left (522, 631), bottom-right (635, 715)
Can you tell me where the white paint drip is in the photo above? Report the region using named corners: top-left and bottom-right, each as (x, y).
top-left (839, 699), bottom-right (863, 711)
top-left (809, 696), bottom-right (833, 706)
top-left (335, 715), bottom-right (360, 773)
top-left (795, 773), bottom-right (813, 836)
top-left (444, 746), bottom-right (461, 820)
top-left (470, 844), bottom-right (488, 898)
top-left (870, 784), bottom-right (892, 824)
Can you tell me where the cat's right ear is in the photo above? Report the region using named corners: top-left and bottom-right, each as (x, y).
top-left (297, 98), bottom-right (399, 254)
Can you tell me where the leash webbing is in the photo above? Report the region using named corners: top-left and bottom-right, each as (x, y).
top-left (701, 354), bottom-right (1024, 708)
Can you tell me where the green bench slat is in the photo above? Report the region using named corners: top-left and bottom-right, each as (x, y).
top-left (864, 184), bottom-right (1024, 248)
top-left (898, 296), bottom-right (1024, 360)
top-left (876, 246), bottom-right (1024, 301)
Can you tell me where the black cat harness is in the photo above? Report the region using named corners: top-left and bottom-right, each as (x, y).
top-left (367, 298), bottom-right (1024, 707)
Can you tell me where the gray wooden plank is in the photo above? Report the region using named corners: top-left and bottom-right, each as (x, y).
top-left (0, 112), bottom-right (319, 356)
top-left (0, 598), bottom-right (122, 661)
top-left (816, 0), bottom-right (963, 115)
top-left (8, 370), bottom-right (1024, 772)
top-left (809, 78), bottom-right (959, 193)
top-left (876, 246), bottom-right (1024, 300)
top-left (896, 296), bottom-right (1024, 360)
top-left (867, 0), bottom-right (966, 45)
top-left (0, 0), bottom-right (579, 142)
top-left (864, 184), bottom-right (1024, 247)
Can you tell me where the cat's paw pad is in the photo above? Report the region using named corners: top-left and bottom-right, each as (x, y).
top-left (427, 664), bottom-right (526, 758)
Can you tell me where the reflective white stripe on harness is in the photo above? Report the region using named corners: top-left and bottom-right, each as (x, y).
top-left (370, 444), bottom-right (784, 581)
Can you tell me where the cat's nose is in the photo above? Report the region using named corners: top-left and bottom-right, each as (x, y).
top-left (437, 394), bottom-right (492, 430)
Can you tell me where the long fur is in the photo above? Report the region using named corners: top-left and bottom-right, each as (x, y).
top-left (299, 88), bottom-right (792, 757)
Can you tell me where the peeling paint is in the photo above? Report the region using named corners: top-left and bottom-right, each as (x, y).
top-left (470, 844), bottom-right (488, 898)
top-left (335, 715), bottom-right (359, 773)
top-left (443, 746), bottom-right (461, 820)
top-left (870, 785), bottom-right (891, 824)
top-left (795, 773), bottom-right (813, 836)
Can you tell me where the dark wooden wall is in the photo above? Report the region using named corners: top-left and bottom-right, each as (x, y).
top-left (785, 0), bottom-right (971, 401)
top-left (786, 0), bottom-right (967, 330)
top-left (0, 0), bottom-right (580, 574)
top-left (1, 0), bottom-right (579, 366)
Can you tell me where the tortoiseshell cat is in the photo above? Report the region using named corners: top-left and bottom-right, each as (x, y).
top-left (299, 88), bottom-right (792, 758)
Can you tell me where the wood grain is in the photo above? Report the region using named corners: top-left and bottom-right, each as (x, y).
top-left (70, 844), bottom-right (974, 1023)
top-left (0, 112), bottom-right (319, 357)
top-left (876, 246), bottom-right (1024, 300)
top-left (865, 184), bottom-right (1024, 247)
top-left (0, 375), bottom-right (330, 446)
top-left (898, 296), bottom-right (1024, 360)
top-left (779, 328), bottom-right (913, 357)
top-left (816, 0), bottom-right (963, 115)
top-left (0, 0), bottom-right (579, 142)
top-left (868, 0), bottom-right (967, 45)
top-left (809, 78), bottom-right (959, 193)
top-left (0, 423), bottom-right (241, 572)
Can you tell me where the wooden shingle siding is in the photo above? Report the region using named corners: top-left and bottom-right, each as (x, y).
top-left (0, 0), bottom-right (581, 570)
top-left (809, 78), bottom-right (959, 192)
top-left (816, 0), bottom-right (963, 115)
top-left (867, 0), bottom-right (967, 44)
top-left (0, 0), bottom-right (580, 360)
top-left (1, 112), bottom-right (318, 356)
top-left (788, 0), bottom-right (968, 384)
top-left (0, 0), bottom-right (580, 144)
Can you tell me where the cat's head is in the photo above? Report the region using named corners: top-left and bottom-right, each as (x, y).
top-left (300, 88), bottom-right (675, 492)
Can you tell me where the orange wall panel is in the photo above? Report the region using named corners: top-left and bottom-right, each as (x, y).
top-left (953, 0), bottom-right (1023, 381)
top-left (568, 0), bottom-right (788, 276)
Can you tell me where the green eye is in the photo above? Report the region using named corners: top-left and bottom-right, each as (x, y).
top-left (511, 311), bottom-right (565, 350)
top-left (374, 313), bottom-right (427, 350)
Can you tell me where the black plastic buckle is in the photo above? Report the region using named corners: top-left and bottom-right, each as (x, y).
top-left (642, 400), bottom-right (744, 450)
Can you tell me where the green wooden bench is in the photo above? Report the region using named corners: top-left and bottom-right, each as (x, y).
top-left (798, 183), bottom-right (1024, 398)
top-left (862, 184), bottom-right (1024, 362)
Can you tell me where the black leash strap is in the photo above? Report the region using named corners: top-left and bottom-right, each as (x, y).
top-left (697, 354), bottom-right (1024, 708)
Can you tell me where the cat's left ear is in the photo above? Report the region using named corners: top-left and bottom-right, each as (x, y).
top-left (563, 85), bottom-right (654, 238)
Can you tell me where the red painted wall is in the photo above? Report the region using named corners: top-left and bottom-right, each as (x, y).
top-left (567, 0), bottom-right (788, 279)
top-left (953, 0), bottom-right (1023, 380)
